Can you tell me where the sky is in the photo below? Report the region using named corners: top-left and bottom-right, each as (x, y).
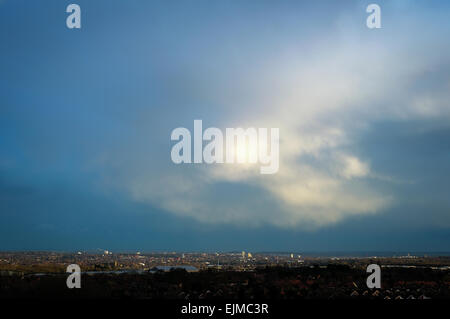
top-left (1, 0), bottom-right (450, 252)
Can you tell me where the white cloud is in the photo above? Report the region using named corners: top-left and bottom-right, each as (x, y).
top-left (338, 154), bottom-right (370, 179)
top-left (96, 11), bottom-right (450, 229)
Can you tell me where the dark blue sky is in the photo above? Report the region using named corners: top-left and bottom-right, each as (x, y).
top-left (1, 0), bottom-right (450, 252)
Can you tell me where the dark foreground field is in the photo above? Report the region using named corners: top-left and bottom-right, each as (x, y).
top-left (1, 265), bottom-right (449, 299)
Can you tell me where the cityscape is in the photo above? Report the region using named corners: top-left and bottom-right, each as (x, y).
top-left (1, 251), bottom-right (449, 299)
top-left (1, 0), bottom-right (450, 312)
